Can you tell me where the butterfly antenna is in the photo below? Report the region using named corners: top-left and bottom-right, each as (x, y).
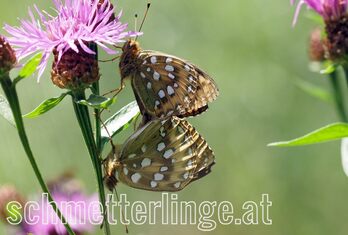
top-left (135, 3), bottom-right (151, 41)
top-left (134, 13), bottom-right (138, 32)
top-left (113, 188), bottom-right (129, 233)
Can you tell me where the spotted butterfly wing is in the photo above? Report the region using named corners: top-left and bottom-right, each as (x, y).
top-left (119, 40), bottom-right (219, 119)
top-left (105, 117), bottom-right (215, 192)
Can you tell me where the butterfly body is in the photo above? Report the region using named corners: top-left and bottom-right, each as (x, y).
top-left (103, 117), bottom-right (215, 192)
top-left (119, 40), bottom-right (142, 80)
top-left (119, 39), bottom-right (219, 119)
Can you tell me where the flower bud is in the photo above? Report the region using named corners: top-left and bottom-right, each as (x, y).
top-left (0, 36), bottom-right (16, 75)
top-left (0, 185), bottom-right (25, 224)
top-left (51, 45), bottom-right (100, 90)
top-left (309, 28), bottom-right (327, 62)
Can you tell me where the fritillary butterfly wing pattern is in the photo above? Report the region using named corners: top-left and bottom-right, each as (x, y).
top-left (133, 51), bottom-right (219, 118)
top-left (178, 119), bottom-right (215, 182)
top-left (105, 117), bottom-right (215, 192)
top-left (119, 40), bottom-right (219, 119)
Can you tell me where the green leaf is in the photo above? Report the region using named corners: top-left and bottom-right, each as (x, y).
top-left (268, 123), bottom-right (348, 147)
top-left (0, 95), bottom-right (15, 126)
top-left (23, 93), bottom-right (68, 118)
top-left (77, 94), bottom-right (116, 109)
top-left (15, 53), bottom-right (42, 83)
top-left (100, 101), bottom-right (140, 149)
top-left (294, 79), bottom-right (334, 103)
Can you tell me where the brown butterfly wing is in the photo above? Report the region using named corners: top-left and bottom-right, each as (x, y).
top-left (178, 119), bottom-right (216, 182)
top-left (116, 117), bottom-right (215, 191)
top-left (131, 51), bottom-right (219, 119)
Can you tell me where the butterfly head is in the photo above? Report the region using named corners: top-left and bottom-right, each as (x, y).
top-left (119, 39), bottom-right (142, 80)
top-left (103, 150), bottom-right (122, 191)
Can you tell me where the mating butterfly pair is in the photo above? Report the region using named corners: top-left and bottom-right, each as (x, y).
top-left (103, 40), bottom-right (218, 192)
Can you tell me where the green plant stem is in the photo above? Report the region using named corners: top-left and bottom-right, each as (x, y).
top-left (0, 75), bottom-right (75, 235)
top-left (92, 81), bottom-right (102, 154)
top-left (71, 91), bottom-right (110, 235)
top-left (90, 43), bottom-right (102, 155)
top-left (329, 70), bottom-right (348, 122)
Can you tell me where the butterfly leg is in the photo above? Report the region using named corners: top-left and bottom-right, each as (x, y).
top-left (98, 55), bottom-right (120, 63)
top-left (99, 116), bottom-right (117, 152)
top-left (102, 82), bottom-right (125, 97)
top-left (100, 82), bottom-right (126, 115)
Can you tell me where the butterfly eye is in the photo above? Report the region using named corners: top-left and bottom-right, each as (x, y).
top-left (122, 40), bottom-right (132, 52)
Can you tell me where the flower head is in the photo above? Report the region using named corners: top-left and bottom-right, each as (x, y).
top-left (50, 44), bottom-right (100, 89)
top-left (0, 36), bottom-right (17, 75)
top-left (22, 173), bottom-right (101, 235)
top-left (291, 0), bottom-right (348, 25)
top-left (22, 192), bottom-right (100, 235)
top-left (4, 0), bottom-right (139, 80)
top-left (292, 0), bottom-right (348, 60)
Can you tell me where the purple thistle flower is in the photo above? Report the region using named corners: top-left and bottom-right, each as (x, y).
top-left (4, 0), bottom-right (140, 80)
top-left (21, 192), bottom-right (101, 235)
top-left (20, 173), bottom-right (103, 235)
top-left (292, 0), bottom-right (348, 60)
top-left (291, 0), bottom-right (348, 25)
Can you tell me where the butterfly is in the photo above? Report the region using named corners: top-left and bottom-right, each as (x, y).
top-left (118, 39), bottom-right (219, 120)
top-left (103, 116), bottom-right (215, 192)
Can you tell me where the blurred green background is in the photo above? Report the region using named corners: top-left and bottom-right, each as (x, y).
top-left (1, 0), bottom-right (348, 234)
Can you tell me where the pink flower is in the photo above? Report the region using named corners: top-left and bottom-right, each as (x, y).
top-left (22, 192), bottom-right (101, 235)
top-left (21, 173), bottom-right (103, 235)
top-left (291, 0), bottom-right (348, 25)
top-left (4, 0), bottom-right (140, 80)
